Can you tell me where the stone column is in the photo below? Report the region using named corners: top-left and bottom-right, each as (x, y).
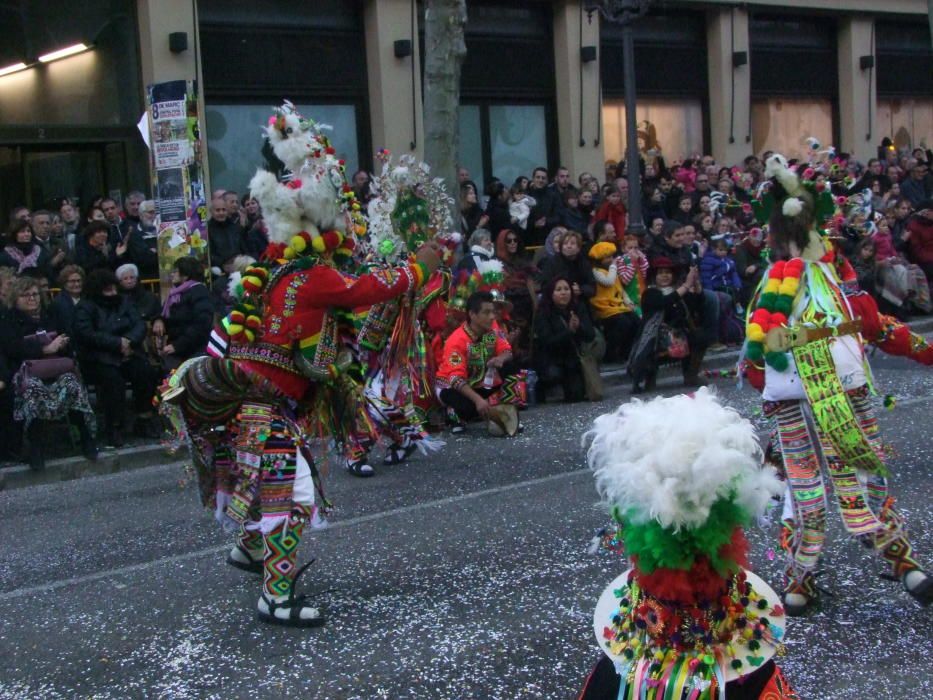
top-left (838, 16), bottom-right (877, 164)
top-left (552, 0), bottom-right (604, 180)
top-left (706, 6), bottom-right (751, 165)
top-left (363, 0), bottom-right (423, 160)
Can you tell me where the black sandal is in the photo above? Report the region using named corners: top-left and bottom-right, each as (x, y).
top-left (226, 545), bottom-right (263, 575)
top-left (346, 459), bottom-right (375, 477)
top-left (257, 559), bottom-right (326, 628)
top-left (382, 442), bottom-right (417, 465)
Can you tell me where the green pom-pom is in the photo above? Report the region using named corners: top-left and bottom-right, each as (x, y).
top-left (378, 239), bottom-right (396, 256)
top-left (765, 351), bottom-right (789, 372)
top-left (746, 342), bottom-right (764, 362)
top-left (759, 292), bottom-right (778, 310)
top-left (775, 296), bottom-right (793, 316)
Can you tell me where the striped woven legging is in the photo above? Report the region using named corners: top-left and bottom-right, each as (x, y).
top-left (769, 389), bottom-right (921, 594)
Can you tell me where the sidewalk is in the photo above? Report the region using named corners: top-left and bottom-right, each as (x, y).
top-left (3, 317), bottom-right (932, 491)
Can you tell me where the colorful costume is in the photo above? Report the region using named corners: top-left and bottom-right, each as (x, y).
top-left (581, 390), bottom-right (796, 699)
top-left (742, 154), bottom-right (932, 613)
top-left (162, 104), bottom-right (436, 626)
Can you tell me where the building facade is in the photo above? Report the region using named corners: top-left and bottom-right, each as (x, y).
top-left (0, 0), bottom-right (930, 215)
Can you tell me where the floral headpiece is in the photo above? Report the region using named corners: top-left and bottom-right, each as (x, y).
top-left (364, 150), bottom-right (455, 264)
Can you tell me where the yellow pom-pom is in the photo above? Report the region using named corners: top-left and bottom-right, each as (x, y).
top-left (747, 323), bottom-right (766, 343)
top-left (355, 224), bottom-right (366, 236)
top-left (779, 279), bottom-right (799, 296)
top-left (283, 247), bottom-right (297, 260)
top-left (243, 329), bottom-right (255, 343)
top-left (311, 237), bottom-right (326, 253)
top-left (764, 279), bottom-right (781, 295)
top-left (290, 234), bottom-right (307, 253)
top-left (227, 323), bottom-right (244, 335)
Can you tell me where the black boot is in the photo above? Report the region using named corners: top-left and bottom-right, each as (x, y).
top-left (74, 413), bottom-right (99, 462)
top-left (27, 423), bottom-right (45, 471)
top-left (682, 351), bottom-right (708, 388)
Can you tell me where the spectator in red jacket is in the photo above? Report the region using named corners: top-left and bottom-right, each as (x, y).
top-left (904, 200), bottom-right (933, 283)
top-left (592, 186), bottom-right (627, 242)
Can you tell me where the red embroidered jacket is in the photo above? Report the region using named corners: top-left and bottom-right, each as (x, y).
top-left (436, 321), bottom-right (511, 393)
top-left (232, 263), bottom-right (421, 399)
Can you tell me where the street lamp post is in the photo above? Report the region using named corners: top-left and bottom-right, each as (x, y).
top-left (584, 0), bottom-right (653, 236)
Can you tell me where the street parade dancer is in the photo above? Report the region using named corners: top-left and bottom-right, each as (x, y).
top-left (160, 103), bottom-right (441, 627)
top-left (580, 389), bottom-right (798, 699)
top-left (742, 153), bottom-right (933, 615)
top-left (342, 154), bottom-right (456, 477)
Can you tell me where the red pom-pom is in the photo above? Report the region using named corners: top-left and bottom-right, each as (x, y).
top-left (322, 230), bottom-right (341, 250)
top-left (245, 315), bottom-right (261, 330)
top-left (751, 308), bottom-right (771, 325)
top-left (769, 312), bottom-right (788, 326)
top-left (768, 260), bottom-right (786, 279)
top-left (229, 310), bottom-right (245, 324)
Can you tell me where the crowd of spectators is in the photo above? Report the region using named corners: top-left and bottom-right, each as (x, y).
top-left (2, 143), bottom-right (931, 465)
top-left (0, 190), bottom-right (257, 469)
top-left (451, 144), bottom-right (933, 403)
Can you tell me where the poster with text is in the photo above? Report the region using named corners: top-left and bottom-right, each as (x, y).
top-left (146, 79), bottom-right (209, 296)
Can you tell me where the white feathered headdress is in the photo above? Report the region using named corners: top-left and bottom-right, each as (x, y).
top-left (584, 388), bottom-right (782, 531)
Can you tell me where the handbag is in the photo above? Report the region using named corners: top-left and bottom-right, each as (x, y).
top-left (577, 328), bottom-right (605, 402)
top-left (17, 331), bottom-right (75, 383)
top-left (658, 324), bottom-right (690, 360)
top-left (18, 357), bottom-right (76, 381)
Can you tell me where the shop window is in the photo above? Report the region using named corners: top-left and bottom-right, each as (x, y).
top-left (602, 99), bottom-right (704, 165)
top-left (458, 105), bottom-right (485, 190)
top-left (458, 103), bottom-right (550, 191)
top-left (205, 104), bottom-right (359, 194)
top-left (751, 98), bottom-right (834, 160)
top-left (878, 98), bottom-right (933, 153)
top-left (489, 105), bottom-right (547, 188)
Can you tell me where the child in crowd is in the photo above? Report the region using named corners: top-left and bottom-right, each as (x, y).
top-left (560, 187), bottom-right (589, 234)
top-left (700, 237), bottom-right (741, 298)
top-left (508, 186), bottom-right (537, 232)
top-left (616, 234), bottom-right (648, 317)
top-left (673, 193), bottom-right (695, 224)
top-left (588, 241), bottom-right (640, 363)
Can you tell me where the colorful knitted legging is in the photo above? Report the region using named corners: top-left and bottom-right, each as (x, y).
top-left (262, 503), bottom-right (317, 598)
top-left (769, 389), bottom-right (922, 596)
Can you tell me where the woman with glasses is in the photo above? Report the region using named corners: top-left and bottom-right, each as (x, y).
top-left (48, 264), bottom-right (85, 335)
top-left (0, 276), bottom-right (97, 470)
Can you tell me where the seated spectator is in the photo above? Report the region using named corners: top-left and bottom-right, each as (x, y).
top-left (578, 187), bottom-right (597, 225)
top-left (456, 228), bottom-right (495, 274)
top-left (592, 220), bottom-right (618, 245)
top-left (560, 187), bottom-right (589, 235)
top-left (616, 234), bottom-right (649, 317)
top-left (872, 214), bottom-right (931, 315)
top-left (533, 277), bottom-right (595, 403)
top-left (49, 264), bottom-right (85, 335)
top-left (593, 186), bottom-right (627, 241)
top-left (852, 238), bottom-right (885, 310)
top-left (241, 195), bottom-right (268, 260)
top-left (904, 200), bottom-right (933, 282)
top-left (460, 181), bottom-right (485, 239)
top-left (672, 193), bottom-right (695, 225)
top-left (207, 197), bottom-right (246, 274)
top-left (643, 185), bottom-right (667, 227)
top-left (483, 181), bottom-right (514, 240)
top-left (435, 291), bottom-right (524, 435)
top-left (537, 229), bottom-right (595, 300)
top-left (901, 162), bottom-right (931, 206)
top-left (211, 254), bottom-right (256, 317)
top-left (0, 221), bottom-right (53, 280)
top-left (75, 221), bottom-right (116, 273)
top-left (0, 275), bottom-right (96, 469)
top-left (152, 257), bottom-right (213, 371)
top-left (734, 228), bottom-right (767, 308)
top-left (628, 259), bottom-right (707, 394)
top-left (74, 269), bottom-right (159, 446)
top-left (495, 230), bottom-right (537, 362)
top-left (509, 182), bottom-right (537, 235)
top-left (588, 242), bottom-right (640, 363)
top-left (116, 263), bottom-right (161, 322)
top-left (0, 266), bottom-right (15, 313)
top-left (700, 237), bottom-right (742, 300)
top-left (119, 199), bottom-right (159, 277)
top-left (31, 209), bottom-right (69, 279)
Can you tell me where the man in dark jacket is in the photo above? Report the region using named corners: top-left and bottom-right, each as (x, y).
top-left (73, 269), bottom-right (159, 445)
top-left (207, 198), bottom-right (246, 272)
top-left (527, 167), bottom-right (562, 246)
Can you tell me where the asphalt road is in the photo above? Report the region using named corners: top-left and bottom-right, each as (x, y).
top-left (1, 352), bottom-right (931, 699)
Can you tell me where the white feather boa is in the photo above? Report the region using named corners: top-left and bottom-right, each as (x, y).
top-left (584, 388), bottom-right (783, 531)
